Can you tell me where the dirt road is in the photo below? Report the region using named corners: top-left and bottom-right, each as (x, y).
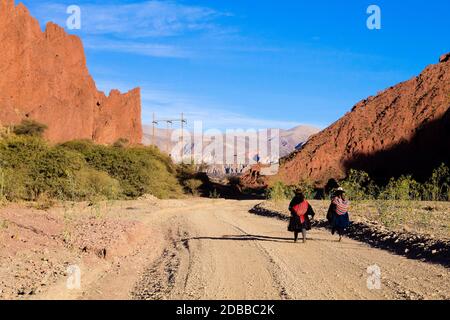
top-left (24, 198), bottom-right (449, 300)
top-left (130, 199), bottom-right (449, 300)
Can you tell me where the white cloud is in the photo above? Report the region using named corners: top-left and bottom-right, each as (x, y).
top-left (29, 1), bottom-right (236, 58)
top-left (32, 1), bottom-right (230, 38)
top-left (83, 38), bottom-right (191, 58)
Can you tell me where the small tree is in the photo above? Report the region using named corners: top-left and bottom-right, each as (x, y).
top-left (185, 178), bottom-right (203, 196)
top-left (379, 175), bottom-right (422, 201)
top-left (268, 181), bottom-right (293, 202)
top-left (340, 169), bottom-right (372, 200)
top-left (13, 119), bottom-right (48, 137)
top-left (294, 180), bottom-right (315, 199)
top-left (423, 163), bottom-right (450, 201)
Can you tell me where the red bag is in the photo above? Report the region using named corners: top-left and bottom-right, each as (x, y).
top-left (293, 201), bottom-right (309, 223)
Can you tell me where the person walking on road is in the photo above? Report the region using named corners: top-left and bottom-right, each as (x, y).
top-left (327, 187), bottom-right (350, 242)
top-left (288, 190), bottom-right (316, 243)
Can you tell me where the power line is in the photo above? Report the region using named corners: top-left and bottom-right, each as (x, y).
top-left (152, 113), bottom-right (187, 156)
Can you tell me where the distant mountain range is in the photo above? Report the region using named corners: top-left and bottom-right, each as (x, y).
top-left (143, 124), bottom-right (320, 164)
top-left (278, 125), bottom-right (321, 156)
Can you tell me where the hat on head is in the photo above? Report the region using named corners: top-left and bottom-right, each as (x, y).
top-left (335, 187), bottom-right (345, 194)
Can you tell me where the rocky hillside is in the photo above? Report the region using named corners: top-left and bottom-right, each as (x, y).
top-left (274, 53), bottom-right (450, 186)
top-left (0, 0), bottom-right (142, 144)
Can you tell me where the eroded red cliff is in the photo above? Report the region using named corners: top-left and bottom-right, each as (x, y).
top-left (274, 53), bottom-right (450, 186)
top-left (0, 0), bottom-right (142, 144)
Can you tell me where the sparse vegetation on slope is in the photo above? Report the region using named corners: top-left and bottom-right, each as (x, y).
top-left (0, 130), bottom-right (185, 202)
top-left (268, 164), bottom-right (450, 202)
top-left (340, 166), bottom-right (450, 201)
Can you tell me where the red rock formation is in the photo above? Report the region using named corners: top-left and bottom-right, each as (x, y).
top-left (0, 0), bottom-right (142, 144)
top-left (240, 163), bottom-right (270, 189)
top-left (274, 54), bottom-right (450, 187)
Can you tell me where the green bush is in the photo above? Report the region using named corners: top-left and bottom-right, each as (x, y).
top-left (268, 181), bottom-right (294, 202)
top-left (74, 168), bottom-right (121, 200)
top-left (28, 147), bottom-right (85, 200)
top-left (340, 169), bottom-right (374, 200)
top-left (379, 175), bottom-right (422, 201)
top-left (60, 140), bottom-right (183, 199)
top-left (0, 167), bottom-right (30, 200)
top-left (184, 178), bottom-right (203, 196)
top-left (0, 134), bottom-right (48, 168)
top-left (296, 180), bottom-right (315, 199)
top-left (0, 134), bottom-right (185, 203)
top-left (177, 163), bottom-right (211, 197)
top-left (13, 119), bottom-right (48, 137)
top-left (0, 135), bottom-right (54, 200)
top-left (423, 163), bottom-right (450, 201)
top-left (268, 180), bottom-right (315, 202)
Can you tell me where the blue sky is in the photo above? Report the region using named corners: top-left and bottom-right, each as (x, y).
top-left (21, 0), bottom-right (450, 130)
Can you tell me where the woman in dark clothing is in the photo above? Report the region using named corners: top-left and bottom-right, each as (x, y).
top-left (327, 187), bottom-right (350, 242)
top-left (288, 191), bottom-right (315, 243)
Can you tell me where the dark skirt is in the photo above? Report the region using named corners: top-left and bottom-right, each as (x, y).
top-left (288, 215), bottom-right (311, 232)
top-left (331, 213), bottom-right (350, 229)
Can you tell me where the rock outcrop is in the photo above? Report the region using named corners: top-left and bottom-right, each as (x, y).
top-left (274, 53), bottom-right (450, 186)
top-left (440, 53), bottom-right (450, 63)
top-left (0, 0), bottom-right (142, 144)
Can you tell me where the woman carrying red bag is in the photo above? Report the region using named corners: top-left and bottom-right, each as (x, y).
top-left (288, 190), bottom-right (316, 243)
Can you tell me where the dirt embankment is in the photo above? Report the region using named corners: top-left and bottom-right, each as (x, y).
top-left (0, 196), bottom-right (162, 299)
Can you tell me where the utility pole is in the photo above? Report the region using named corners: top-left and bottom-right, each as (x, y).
top-left (166, 120), bottom-right (172, 154)
top-left (152, 113), bottom-right (156, 147)
top-left (151, 113), bottom-right (187, 159)
top-left (181, 112), bottom-right (184, 156)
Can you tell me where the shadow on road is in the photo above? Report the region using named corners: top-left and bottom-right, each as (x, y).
top-left (183, 234), bottom-right (338, 244)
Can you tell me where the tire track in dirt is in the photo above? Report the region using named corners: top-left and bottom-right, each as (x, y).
top-left (131, 228), bottom-right (183, 300)
top-left (213, 209), bottom-right (349, 299)
top-left (212, 211), bottom-right (292, 300)
top-left (131, 202), bottom-right (216, 300)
